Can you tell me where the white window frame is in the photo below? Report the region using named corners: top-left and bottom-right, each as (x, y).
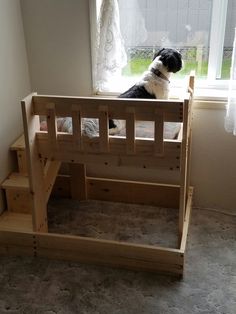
top-left (208, 0), bottom-right (228, 81)
top-left (89, 0), bottom-right (233, 101)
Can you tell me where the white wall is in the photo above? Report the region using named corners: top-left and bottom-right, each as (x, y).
top-left (19, 1), bottom-right (236, 213)
top-left (0, 0), bottom-right (31, 212)
top-left (20, 0), bottom-right (92, 96)
top-left (191, 104), bottom-right (236, 214)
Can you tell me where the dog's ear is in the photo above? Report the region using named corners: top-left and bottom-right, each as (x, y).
top-left (153, 48), bottom-right (165, 61)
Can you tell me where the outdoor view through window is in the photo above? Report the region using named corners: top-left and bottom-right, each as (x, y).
top-left (94, 0), bottom-right (236, 92)
top-left (118, 0), bottom-right (235, 80)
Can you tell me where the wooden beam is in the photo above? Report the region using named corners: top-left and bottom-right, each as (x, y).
top-left (0, 228), bottom-right (184, 275)
top-left (70, 164), bottom-right (87, 200)
top-left (180, 187), bottom-right (193, 252)
top-left (36, 134), bottom-right (181, 170)
top-left (44, 160), bottom-right (61, 202)
top-left (71, 105), bottom-right (82, 150)
top-left (46, 103), bottom-right (57, 149)
top-left (99, 105), bottom-right (109, 153)
top-left (87, 177), bottom-right (180, 208)
top-left (36, 232), bottom-right (184, 275)
top-left (33, 96), bottom-right (184, 122)
top-left (21, 94), bottom-right (48, 232)
top-left (179, 98), bottom-right (189, 236)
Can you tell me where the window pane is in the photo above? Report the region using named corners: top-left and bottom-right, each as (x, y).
top-left (220, 0), bottom-right (236, 79)
top-left (119, 0), bottom-right (213, 79)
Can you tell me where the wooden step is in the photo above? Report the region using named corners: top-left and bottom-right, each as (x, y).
top-left (2, 134), bottom-right (70, 213)
top-left (1, 171), bottom-right (70, 213)
top-left (2, 173), bottom-right (29, 191)
top-left (11, 135), bottom-right (27, 174)
top-left (0, 211), bottom-right (33, 232)
top-left (10, 134), bottom-right (25, 151)
top-left (1, 173), bottom-right (31, 214)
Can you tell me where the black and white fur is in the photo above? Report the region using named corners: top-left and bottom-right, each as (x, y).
top-left (109, 48), bottom-right (182, 132)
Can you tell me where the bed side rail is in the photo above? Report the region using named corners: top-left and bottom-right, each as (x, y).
top-left (33, 96), bottom-right (186, 162)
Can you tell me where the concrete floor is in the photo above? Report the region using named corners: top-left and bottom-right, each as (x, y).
top-left (0, 200), bottom-right (235, 314)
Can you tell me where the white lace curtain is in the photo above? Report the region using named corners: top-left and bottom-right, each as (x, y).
top-left (95, 0), bottom-right (127, 92)
top-left (225, 28), bottom-right (236, 135)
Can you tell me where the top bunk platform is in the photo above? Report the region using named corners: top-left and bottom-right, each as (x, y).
top-left (21, 73), bottom-right (194, 171)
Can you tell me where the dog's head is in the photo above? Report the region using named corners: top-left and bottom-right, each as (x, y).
top-left (153, 48), bottom-right (182, 73)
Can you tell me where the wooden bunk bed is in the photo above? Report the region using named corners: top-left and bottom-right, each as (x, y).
top-left (0, 73), bottom-right (194, 276)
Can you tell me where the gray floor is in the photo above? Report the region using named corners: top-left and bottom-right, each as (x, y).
top-left (0, 200), bottom-right (236, 314)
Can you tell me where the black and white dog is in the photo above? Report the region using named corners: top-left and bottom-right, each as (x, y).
top-left (109, 48), bottom-right (182, 132)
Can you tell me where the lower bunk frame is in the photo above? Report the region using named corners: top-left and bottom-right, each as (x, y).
top-left (0, 184), bottom-right (193, 276)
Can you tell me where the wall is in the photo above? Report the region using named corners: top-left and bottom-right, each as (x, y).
top-left (20, 0), bottom-right (92, 96)
top-left (191, 103), bottom-right (236, 214)
top-left (0, 0), bottom-right (31, 212)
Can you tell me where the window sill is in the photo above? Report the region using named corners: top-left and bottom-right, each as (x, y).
top-left (194, 88), bottom-right (228, 102)
top-left (95, 88), bottom-right (228, 110)
top-left (173, 87), bottom-right (227, 109)
top-left (94, 73), bottom-right (231, 110)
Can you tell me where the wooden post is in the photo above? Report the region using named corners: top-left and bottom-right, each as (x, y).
top-left (70, 164), bottom-right (87, 200)
top-left (71, 105), bottom-right (82, 150)
top-left (99, 105), bottom-right (109, 153)
top-left (188, 70), bottom-right (195, 95)
top-left (46, 103), bottom-right (57, 149)
top-left (21, 93), bottom-right (48, 232)
top-left (179, 99), bottom-right (189, 239)
top-left (186, 88), bottom-right (193, 199)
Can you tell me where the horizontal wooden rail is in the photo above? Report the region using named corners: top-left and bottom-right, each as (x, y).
top-left (87, 177), bottom-right (180, 208)
top-left (36, 132), bottom-right (181, 170)
top-left (0, 230), bottom-right (184, 275)
top-left (33, 96), bottom-right (186, 123)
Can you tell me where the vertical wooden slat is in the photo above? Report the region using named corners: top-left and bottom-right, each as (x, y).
top-left (179, 99), bottom-right (189, 239)
top-left (46, 103), bottom-right (57, 148)
top-left (154, 109), bottom-right (164, 155)
top-left (180, 187), bottom-right (193, 252)
top-left (99, 105), bottom-right (109, 153)
top-left (126, 107), bottom-right (135, 154)
top-left (186, 129), bottom-right (192, 198)
top-left (188, 70), bottom-right (195, 94)
top-left (21, 93), bottom-right (48, 232)
top-left (186, 90), bottom-right (194, 200)
top-left (44, 160), bottom-right (61, 202)
top-left (71, 105), bottom-right (82, 150)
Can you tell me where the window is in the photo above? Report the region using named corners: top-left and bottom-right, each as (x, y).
top-left (91, 0), bottom-right (236, 94)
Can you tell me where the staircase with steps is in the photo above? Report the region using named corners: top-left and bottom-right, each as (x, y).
top-left (0, 135), bottom-right (71, 232)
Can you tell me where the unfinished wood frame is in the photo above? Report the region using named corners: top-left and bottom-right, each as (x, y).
top-left (0, 74), bottom-right (194, 276)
